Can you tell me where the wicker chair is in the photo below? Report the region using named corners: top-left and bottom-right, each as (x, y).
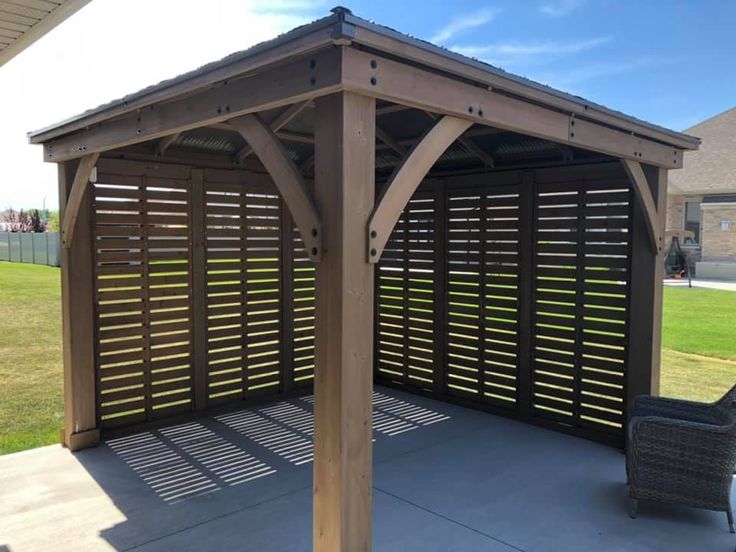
top-left (627, 385), bottom-right (736, 532)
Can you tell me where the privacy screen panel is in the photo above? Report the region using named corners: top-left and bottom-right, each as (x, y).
top-left (375, 167), bottom-right (633, 445)
top-left (531, 181), bottom-right (631, 435)
top-left (93, 172), bottom-right (194, 429)
top-left (444, 186), bottom-right (522, 408)
top-left (203, 178), bottom-right (283, 405)
top-left (375, 192), bottom-right (439, 390)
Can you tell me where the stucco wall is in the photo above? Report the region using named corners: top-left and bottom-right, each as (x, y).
top-left (701, 204), bottom-right (736, 261)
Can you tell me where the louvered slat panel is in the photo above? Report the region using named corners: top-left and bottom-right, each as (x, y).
top-left (532, 181), bottom-right (631, 434)
top-left (445, 186), bottom-right (521, 407)
top-left (291, 225), bottom-right (315, 385)
top-left (446, 191), bottom-right (482, 397)
top-left (93, 175), bottom-right (194, 429)
top-left (204, 181), bottom-right (283, 405)
top-left (376, 192), bottom-right (437, 389)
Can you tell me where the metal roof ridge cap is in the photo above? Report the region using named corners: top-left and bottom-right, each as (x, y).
top-left (28, 13), bottom-right (344, 144)
top-left (342, 12), bottom-right (700, 150)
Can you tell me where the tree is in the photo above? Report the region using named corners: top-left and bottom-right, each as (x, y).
top-left (1, 208), bottom-right (48, 232)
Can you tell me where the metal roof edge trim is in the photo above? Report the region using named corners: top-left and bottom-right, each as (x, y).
top-left (343, 12), bottom-right (699, 150)
top-left (28, 11), bottom-right (344, 144)
top-left (28, 6), bottom-right (699, 152)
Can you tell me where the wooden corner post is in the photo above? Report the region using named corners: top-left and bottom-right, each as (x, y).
top-left (58, 160), bottom-right (99, 451)
top-left (313, 91), bottom-right (376, 552)
top-left (627, 163), bottom-right (667, 408)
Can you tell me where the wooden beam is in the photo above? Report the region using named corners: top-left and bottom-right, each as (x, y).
top-left (350, 24), bottom-right (697, 151)
top-left (375, 125), bottom-right (406, 156)
top-left (276, 130), bottom-right (315, 144)
top-left (368, 115), bottom-right (472, 262)
top-left (234, 100), bottom-right (310, 164)
top-left (621, 159), bottom-right (661, 253)
top-left (300, 153), bottom-right (315, 174)
top-left (58, 160), bottom-right (98, 451)
top-left (155, 132), bottom-right (181, 156)
top-left (60, 152), bottom-right (99, 248)
top-left (341, 48), bottom-right (683, 169)
top-left (42, 48), bottom-right (342, 162)
top-left (313, 91), bottom-right (375, 552)
top-left (30, 20), bottom-right (340, 143)
top-left (229, 113), bottom-right (322, 262)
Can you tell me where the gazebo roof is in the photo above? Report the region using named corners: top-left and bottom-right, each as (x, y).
top-left (28, 6), bottom-right (699, 151)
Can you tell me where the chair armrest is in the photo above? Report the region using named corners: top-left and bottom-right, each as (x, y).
top-left (632, 395), bottom-right (716, 423)
top-left (629, 415), bottom-right (736, 474)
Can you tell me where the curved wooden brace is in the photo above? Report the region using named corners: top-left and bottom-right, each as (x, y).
top-left (621, 159), bottom-right (661, 253)
top-left (367, 115), bottom-right (473, 262)
top-left (230, 114), bottom-right (322, 262)
top-left (61, 152), bottom-right (99, 248)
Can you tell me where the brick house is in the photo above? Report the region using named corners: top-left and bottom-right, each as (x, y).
top-left (667, 107), bottom-right (736, 278)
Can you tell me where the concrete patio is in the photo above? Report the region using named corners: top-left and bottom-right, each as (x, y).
top-left (1, 386), bottom-right (732, 551)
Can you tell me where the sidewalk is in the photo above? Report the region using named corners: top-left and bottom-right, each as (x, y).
top-left (664, 278), bottom-right (736, 292)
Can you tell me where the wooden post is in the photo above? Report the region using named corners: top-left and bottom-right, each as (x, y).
top-left (313, 91), bottom-right (376, 552)
top-left (517, 171), bottom-right (535, 417)
top-left (190, 169), bottom-right (208, 411)
top-left (627, 164), bottom-right (667, 408)
top-left (280, 200), bottom-right (295, 393)
top-left (58, 160), bottom-right (99, 451)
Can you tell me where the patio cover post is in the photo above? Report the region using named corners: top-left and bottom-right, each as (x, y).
top-left (627, 164), bottom-right (668, 403)
top-left (312, 91), bottom-right (376, 552)
top-left (58, 160), bottom-right (99, 451)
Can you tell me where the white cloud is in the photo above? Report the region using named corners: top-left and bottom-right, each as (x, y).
top-left (451, 36), bottom-right (612, 64)
top-left (430, 8), bottom-right (499, 44)
top-left (0, 0), bottom-right (321, 209)
top-left (538, 57), bottom-right (663, 88)
top-left (540, 0), bottom-right (585, 17)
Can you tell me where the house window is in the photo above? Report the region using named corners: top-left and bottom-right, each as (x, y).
top-left (684, 201), bottom-right (701, 244)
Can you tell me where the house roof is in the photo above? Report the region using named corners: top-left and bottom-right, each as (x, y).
top-left (0, 0), bottom-right (90, 68)
top-left (28, 6), bottom-right (699, 152)
top-left (668, 107), bottom-right (736, 195)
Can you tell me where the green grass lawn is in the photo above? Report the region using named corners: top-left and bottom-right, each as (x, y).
top-left (0, 262), bottom-right (63, 454)
top-left (660, 286), bottom-right (736, 402)
top-left (0, 261), bottom-right (735, 454)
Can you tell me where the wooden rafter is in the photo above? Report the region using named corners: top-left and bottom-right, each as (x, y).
top-left (621, 159), bottom-right (661, 253)
top-left (424, 111), bottom-right (494, 167)
top-left (155, 132), bottom-right (181, 156)
top-left (375, 125), bottom-right (407, 156)
top-left (368, 115), bottom-right (472, 262)
top-left (233, 100), bottom-right (311, 164)
top-left (229, 114), bottom-right (322, 262)
top-left (61, 152), bottom-right (100, 248)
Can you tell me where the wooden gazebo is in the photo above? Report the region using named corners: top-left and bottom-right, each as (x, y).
top-left (29, 8), bottom-right (699, 551)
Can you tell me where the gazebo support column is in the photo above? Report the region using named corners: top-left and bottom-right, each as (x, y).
top-left (627, 164), bottom-right (668, 403)
top-left (58, 160), bottom-right (99, 451)
top-left (312, 91), bottom-right (376, 552)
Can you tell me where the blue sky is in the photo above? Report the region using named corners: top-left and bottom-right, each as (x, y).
top-left (0, 0), bottom-right (734, 208)
top-left (342, 0), bottom-right (735, 131)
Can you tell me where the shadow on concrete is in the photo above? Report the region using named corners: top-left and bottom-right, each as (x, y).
top-left (75, 388), bottom-right (455, 550)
